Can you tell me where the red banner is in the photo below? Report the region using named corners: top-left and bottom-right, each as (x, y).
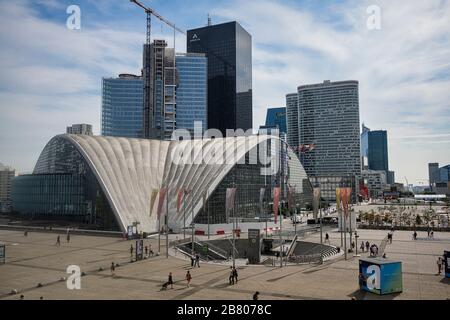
top-left (157, 188), bottom-right (168, 219)
top-left (273, 187), bottom-right (281, 224)
top-left (177, 188), bottom-right (184, 213)
top-left (342, 187), bottom-right (351, 218)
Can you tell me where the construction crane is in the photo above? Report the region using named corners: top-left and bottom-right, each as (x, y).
top-left (130, 0), bottom-right (186, 45)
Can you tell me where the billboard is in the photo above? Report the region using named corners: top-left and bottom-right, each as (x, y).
top-left (359, 258), bottom-right (402, 295)
top-left (445, 251), bottom-right (450, 279)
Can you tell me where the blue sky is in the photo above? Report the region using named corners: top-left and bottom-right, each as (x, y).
top-left (0, 0), bottom-right (449, 186)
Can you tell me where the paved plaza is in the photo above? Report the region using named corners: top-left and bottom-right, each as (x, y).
top-left (0, 228), bottom-right (449, 300)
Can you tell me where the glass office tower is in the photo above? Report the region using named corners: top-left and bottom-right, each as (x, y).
top-left (298, 80), bottom-right (361, 201)
top-left (286, 93), bottom-right (299, 151)
top-left (102, 74), bottom-right (143, 138)
top-left (187, 21), bottom-right (252, 135)
top-left (265, 107), bottom-right (287, 134)
top-left (176, 53), bottom-right (208, 136)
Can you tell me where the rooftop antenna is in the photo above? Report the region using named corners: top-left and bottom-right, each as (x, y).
top-left (207, 13), bottom-right (212, 26)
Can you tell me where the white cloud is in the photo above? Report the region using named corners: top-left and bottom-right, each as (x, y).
top-left (215, 0), bottom-right (450, 183)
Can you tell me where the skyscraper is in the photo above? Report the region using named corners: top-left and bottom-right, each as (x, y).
top-left (187, 21), bottom-right (252, 135)
top-left (428, 162), bottom-right (439, 187)
top-left (286, 93), bottom-right (299, 150)
top-left (175, 53), bottom-right (208, 136)
top-left (66, 124), bottom-right (93, 136)
top-left (142, 40), bottom-right (176, 140)
top-left (265, 107), bottom-right (286, 134)
top-left (297, 80), bottom-right (361, 201)
top-left (361, 125), bottom-right (391, 183)
top-left (102, 74), bottom-right (143, 138)
top-left (0, 163), bottom-right (15, 213)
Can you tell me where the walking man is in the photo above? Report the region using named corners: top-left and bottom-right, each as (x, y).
top-left (67, 233), bottom-right (70, 243)
top-left (190, 255), bottom-right (194, 267)
top-left (186, 271), bottom-right (192, 288)
top-left (168, 272), bottom-right (174, 289)
top-left (437, 257), bottom-right (443, 275)
top-left (253, 291), bottom-right (259, 300)
top-left (360, 241), bottom-right (365, 253)
top-left (325, 233), bottom-right (330, 244)
top-left (130, 244), bottom-right (134, 257)
top-left (110, 262), bottom-right (115, 276)
top-left (365, 241), bottom-right (370, 252)
top-left (195, 254), bottom-right (200, 268)
top-left (233, 267), bottom-right (239, 284)
top-left (55, 235), bottom-right (60, 246)
top-left (145, 246), bottom-right (148, 257)
top-left (229, 267), bottom-right (234, 285)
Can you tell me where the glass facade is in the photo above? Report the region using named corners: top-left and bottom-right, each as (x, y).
top-left (265, 107), bottom-right (287, 134)
top-left (286, 93), bottom-right (299, 151)
top-left (102, 74), bottom-right (143, 138)
top-left (12, 136), bottom-right (118, 230)
top-left (297, 80), bottom-right (361, 201)
top-left (176, 54), bottom-right (208, 135)
top-left (194, 141), bottom-right (312, 224)
top-left (368, 131), bottom-right (389, 172)
top-left (187, 21), bottom-right (252, 135)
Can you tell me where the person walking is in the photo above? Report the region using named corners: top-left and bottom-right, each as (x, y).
top-left (110, 262), bottom-right (115, 276)
top-left (325, 233), bottom-right (330, 244)
top-left (253, 291), bottom-right (259, 300)
top-left (66, 233), bottom-right (70, 243)
top-left (365, 241), bottom-right (370, 252)
top-left (195, 254), bottom-right (200, 268)
top-left (430, 230), bottom-right (434, 239)
top-left (168, 272), bottom-right (174, 289)
top-left (55, 235), bottom-right (60, 246)
top-left (229, 267), bottom-right (235, 285)
top-left (360, 241), bottom-right (365, 253)
top-left (413, 231), bottom-right (417, 240)
top-left (233, 267), bottom-right (239, 284)
top-left (437, 257), bottom-right (443, 275)
top-left (145, 246), bottom-right (148, 257)
top-left (190, 255), bottom-right (195, 267)
top-left (186, 271), bottom-right (192, 288)
top-left (24, 230), bottom-right (28, 237)
top-left (130, 244), bottom-right (134, 258)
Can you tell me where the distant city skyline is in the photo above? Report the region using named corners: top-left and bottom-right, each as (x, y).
top-left (0, 0), bottom-right (449, 184)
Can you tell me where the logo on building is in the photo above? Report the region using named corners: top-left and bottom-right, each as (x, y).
top-left (190, 34), bottom-right (200, 42)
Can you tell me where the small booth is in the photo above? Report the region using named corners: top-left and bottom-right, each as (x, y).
top-left (359, 258), bottom-right (402, 295)
top-left (444, 251), bottom-right (450, 279)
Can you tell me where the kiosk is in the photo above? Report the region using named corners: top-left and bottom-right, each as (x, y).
top-left (359, 258), bottom-right (402, 295)
top-left (444, 251), bottom-right (450, 278)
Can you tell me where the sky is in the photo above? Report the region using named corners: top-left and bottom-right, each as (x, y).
top-left (0, 0), bottom-right (449, 186)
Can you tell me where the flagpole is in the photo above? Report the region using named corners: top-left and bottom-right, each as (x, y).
top-left (183, 190), bottom-right (186, 240)
top-left (166, 187), bottom-right (169, 259)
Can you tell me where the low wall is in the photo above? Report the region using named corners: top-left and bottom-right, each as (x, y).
top-left (358, 224), bottom-right (450, 232)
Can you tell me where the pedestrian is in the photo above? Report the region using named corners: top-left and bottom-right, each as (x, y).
top-left (437, 257), bottom-right (443, 275)
top-left (325, 233), bottom-right (330, 244)
top-left (413, 231), bottom-right (417, 240)
top-left (145, 246), bottom-right (148, 257)
top-left (253, 291), bottom-right (259, 300)
top-left (24, 230), bottom-right (28, 237)
top-left (365, 241), bottom-right (370, 252)
top-left (195, 253), bottom-right (200, 267)
top-left (351, 241), bottom-right (355, 250)
top-left (110, 262), bottom-right (115, 276)
top-left (130, 244), bottom-right (134, 257)
top-left (360, 241), bottom-right (365, 253)
top-left (229, 267), bottom-right (234, 285)
top-left (186, 271), bottom-right (192, 287)
top-left (67, 233), bottom-right (70, 243)
top-left (190, 255), bottom-right (194, 267)
top-left (430, 230), bottom-right (434, 239)
top-left (427, 228), bottom-right (430, 238)
top-left (149, 244), bottom-right (154, 256)
top-left (233, 267), bottom-right (239, 283)
top-left (168, 272), bottom-right (174, 289)
top-left (19, 295), bottom-right (24, 300)
top-left (55, 235), bottom-right (60, 246)
top-left (382, 253), bottom-right (387, 259)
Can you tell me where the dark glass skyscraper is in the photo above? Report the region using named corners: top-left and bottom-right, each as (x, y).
top-left (187, 21), bottom-right (252, 135)
top-left (265, 107), bottom-right (286, 134)
top-left (361, 126), bottom-right (389, 172)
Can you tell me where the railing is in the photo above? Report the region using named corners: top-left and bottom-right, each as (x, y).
top-left (288, 253), bottom-right (323, 265)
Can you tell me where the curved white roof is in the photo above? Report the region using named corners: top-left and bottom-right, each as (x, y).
top-left (56, 134), bottom-right (280, 233)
